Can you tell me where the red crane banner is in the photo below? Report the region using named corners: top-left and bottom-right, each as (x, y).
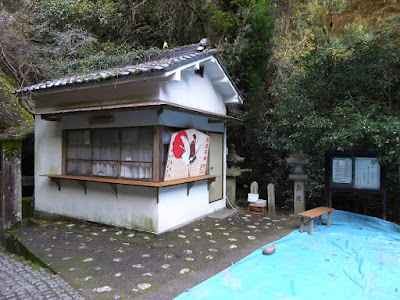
top-left (164, 129), bottom-right (210, 181)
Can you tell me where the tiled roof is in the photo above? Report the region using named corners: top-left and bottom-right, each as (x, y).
top-left (13, 39), bottom-right (216, 95)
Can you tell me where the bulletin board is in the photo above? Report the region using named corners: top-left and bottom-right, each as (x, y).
top-left (324, 151), bottom-right (387, 219)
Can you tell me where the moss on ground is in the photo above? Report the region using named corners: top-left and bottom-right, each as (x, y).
top-left (4, 232), bottom-right (52, 272)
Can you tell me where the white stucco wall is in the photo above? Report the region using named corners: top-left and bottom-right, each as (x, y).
top-left (35, 109), bottom-right (227, 233)
top-left (35, 116), bottom-right (160, 231)
top-left (159, 70), bottom-right (227, 115)
top-left (35, 116), bottom-right (63, 175)
top-left (62, 109), bottom-right (159, 129)
top-left (37, 179), bottom-right (159, 231)
top-left (157, 181), bottom-right (226, 233)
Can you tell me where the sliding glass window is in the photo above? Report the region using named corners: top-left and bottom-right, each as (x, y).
top-left (65, 127), bottom-right (153, 180)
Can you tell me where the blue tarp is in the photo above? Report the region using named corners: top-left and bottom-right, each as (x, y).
top-left (176, 211), bottom-right (400, 300)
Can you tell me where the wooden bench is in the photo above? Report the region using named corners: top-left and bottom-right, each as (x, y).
top-left (298, 206), bottom-right (334, 235)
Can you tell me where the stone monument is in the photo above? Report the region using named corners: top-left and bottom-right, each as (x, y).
top-left (267, 183), bottom-right (276, 215)
top-left (250, 181), bottom-right (258, 194)
top-left (287, 153), bottom-right (310, 214)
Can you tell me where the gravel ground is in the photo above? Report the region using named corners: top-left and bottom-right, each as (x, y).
top-left (10, 209), bottom-right (299, 299)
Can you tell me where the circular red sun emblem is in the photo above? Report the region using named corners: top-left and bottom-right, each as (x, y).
top-left (173, 131), bottom-right (188, 159)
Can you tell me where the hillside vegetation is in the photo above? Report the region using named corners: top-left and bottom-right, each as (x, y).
top-left (1, 0), bottom-right (399, 217)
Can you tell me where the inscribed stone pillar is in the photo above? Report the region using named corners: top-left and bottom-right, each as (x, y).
top-left (293, 180), bottom-right (306, 214)
top-left (250, 181), bottom-right (259, 194)
top-left (1, 140), bottom-right (22, 230)
top-left (267, 183), bottom-right (276, 215)
top-left (287, 154), bottom-right (309, 215)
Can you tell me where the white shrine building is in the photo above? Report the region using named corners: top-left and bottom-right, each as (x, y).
top-left (13, 39), bottom-right (242, 234)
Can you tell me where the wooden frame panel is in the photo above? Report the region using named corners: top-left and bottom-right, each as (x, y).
top-left (64, 126), bottom-right (154, 181)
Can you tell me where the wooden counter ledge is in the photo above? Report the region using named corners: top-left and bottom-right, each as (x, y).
top-left (41, 174), bottom-right (217, 187)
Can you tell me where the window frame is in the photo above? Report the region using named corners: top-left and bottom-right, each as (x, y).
top-left (63, 126), bottom-right (156, 181)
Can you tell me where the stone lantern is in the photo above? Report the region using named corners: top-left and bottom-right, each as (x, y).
top-left (287, 153), bottom-right (310, 214)
top-left (226, 144), bottom-right (244, 205)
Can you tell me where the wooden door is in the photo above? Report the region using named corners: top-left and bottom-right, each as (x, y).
top-left (208, 133), bottom-right (223, 203)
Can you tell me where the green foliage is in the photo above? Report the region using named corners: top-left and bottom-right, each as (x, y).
top-left (52, 29), bottom-right (99, 58)
top-left (2, 140), bottom-right (22, 160)
top-left (227, 0), bottom-right (274, 93)
top-left (270, 39), bottom-right (400, 158)
top-left (207, 0), bottom-right (274, 99)
top-left (2, 0), bottom-right (400, 216)
top-left (0, 0), bottom-right (208, 81)
top-left (31, 0), bottom-right (118, 40)
top-left (265, 37), bottom-right (400, 209)
top-left (42, 42), bottom-right (160, 78)
top-left (0, 70), bottom-right (34, 138)
top-left (30, 0), bottom-right (207, 47)
top-left (208, 3), bottom-right (241, 42)
top-left (217, 1), bottom-right (283, 208)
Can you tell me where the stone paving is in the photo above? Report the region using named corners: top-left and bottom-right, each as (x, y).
top-left (10, 210), bottom-right (299, 299)
top-left (0, 250), bottom-right (84, 300)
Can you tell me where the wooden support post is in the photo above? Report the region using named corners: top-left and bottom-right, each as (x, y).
top-left (109, 183), bottom-right (118, 198)
top-left (187, 181), bottom-right (195, 196)
top-left (51, 178), bottom-right (61, 191)
top-left (300, 216), bottom-right (304, 233)
top-left (383, 191), bottom-right (387, 221)
top-left (1, 140), bottom-right (22, 230)
top-left (328, 191), bottom-right (332, 208)
top-left (327, 212), bottom-right (332, 227)
top-left (309, 219), bottom-right (314, 235)
top-left (207, 177), bottom-right (216, 191)
top-left (152, 125), bottom-right (162, 183)
top-left (77, 180), bottom-right (87, 194)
